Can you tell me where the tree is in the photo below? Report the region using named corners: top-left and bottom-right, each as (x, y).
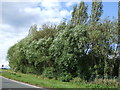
top-left (71, 1), bottom-right (88, 26)
top-left (90, 0), bottom-right (103, 23)
top-left (88, 0), bottom-right (103, 78)
top-left (71, 4), bottom-right (77, 26)
top-left (77, 1), bottom-right (88, 25)
top-left (49, 25), bottom-right (89, 81)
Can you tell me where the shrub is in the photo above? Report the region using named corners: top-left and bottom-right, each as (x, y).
top-left (70, 77), bottom-right (86, 84)
top-left (92, 78), bottom-right (119, 87)
top-left (42, 67), bottom-right (55, 79)
top-left (58, 72), bottom-right (72, 82)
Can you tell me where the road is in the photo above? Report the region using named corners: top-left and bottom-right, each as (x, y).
top-left (0, 76), bottom-right (45, 90)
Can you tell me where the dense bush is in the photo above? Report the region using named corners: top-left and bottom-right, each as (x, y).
top-left (7, 1), bottom-right (119, 83)
top-left (58, 72), bottom-right (72, 82)
top-left (7, 22), bottom-right (119, 81)
top-left (42, 67), bottom-right (55, 79)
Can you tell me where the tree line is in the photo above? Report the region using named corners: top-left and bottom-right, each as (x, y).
top-left (7, 1), bottom-right (120, 82)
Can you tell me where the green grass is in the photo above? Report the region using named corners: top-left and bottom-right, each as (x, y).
top-left (1, 70), bottom-right (117, 88)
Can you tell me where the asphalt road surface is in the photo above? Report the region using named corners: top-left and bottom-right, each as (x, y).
top-left (0, 76), bottom-right (45, 90)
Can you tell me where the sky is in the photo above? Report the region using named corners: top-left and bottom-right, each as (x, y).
top-left (0, 0), bottom-right (118, 68)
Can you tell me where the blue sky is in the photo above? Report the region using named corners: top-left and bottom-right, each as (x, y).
top-left (102, 2), bottom-right (118, 19)
top-left (0, 0), bottom-right (118, 67)
top-left (70, 2), bottom-right (118, 20)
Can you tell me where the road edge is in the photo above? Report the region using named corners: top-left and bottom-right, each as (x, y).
top-left (1, 76), bottom-right (45, 89)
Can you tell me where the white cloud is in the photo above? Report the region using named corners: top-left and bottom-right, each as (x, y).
top-left (40, 0), bottom-right (60, 9)
top-left (2, 3), bottom-right (38, 27)
top-left (60, 9), bottom-right (71, 17)
top-left (65, 1), bottom-right (77, 7)
top-left (0, 24), bottom-right (28, 68)
top-left (24, 7), bottom-right (41, 15)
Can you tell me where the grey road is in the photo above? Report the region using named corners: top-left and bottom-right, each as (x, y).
top-left (0, 76), bottom-right (45, 90)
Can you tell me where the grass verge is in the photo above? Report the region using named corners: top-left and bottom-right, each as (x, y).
top-left (1, 70), bottom-right (118, 88)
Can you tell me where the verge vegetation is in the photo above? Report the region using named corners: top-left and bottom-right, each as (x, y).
top-left (2, 70), bottom-right (118, 88)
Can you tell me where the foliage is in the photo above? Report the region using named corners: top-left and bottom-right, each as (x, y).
top-left (70, 77), bottom-right (86, 84)
top-left (92, 78), bottom-right (119, 87)
top-left (7, 0), bottom-right (119, 85)
top-left (90, 0), bottom-right (103, 23)
top-left (71, 1), bottom-right (88, 26)
top-left (58, 72), bottom-right (72, 82)
top-left (77, 1), bottom-right (88, 24)
top-left (42, 67), bottom-right (55, 79)
top-left (49, 25), bottom-right (88, 81)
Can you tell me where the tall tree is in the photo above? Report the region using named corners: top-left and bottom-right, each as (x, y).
top-left (77, 1), bottom-right (88, 25)
top-left (89, 0), bottom-right (103, 78)
top-left (90, 0), bottom-right (103, 23)
top-left (71, 4), bottom-right (77, 26)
